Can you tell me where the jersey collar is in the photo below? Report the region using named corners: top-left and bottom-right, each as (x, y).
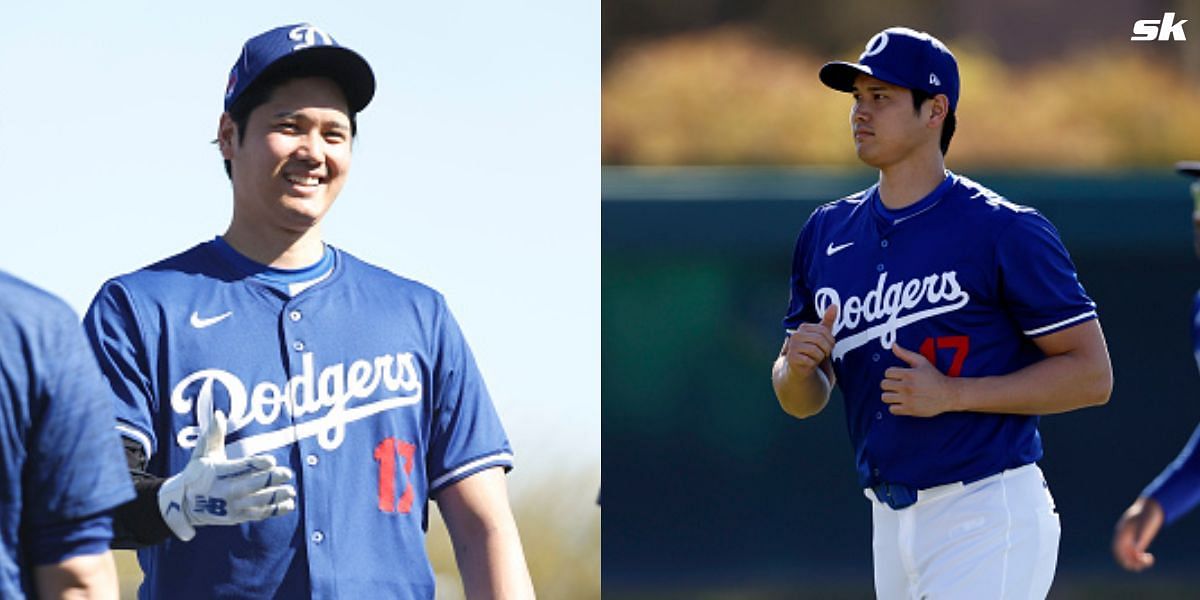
top-left (209, 236), bottom-right (336, 295)
top-left (870, 171), bottom-right (958, 227)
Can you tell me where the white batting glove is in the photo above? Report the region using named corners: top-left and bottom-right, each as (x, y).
top-left (158, 411), bottom-right (297, 541)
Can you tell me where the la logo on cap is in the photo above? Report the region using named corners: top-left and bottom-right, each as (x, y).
top-left (929, 73), bottom-right (940, 86)
top-left (289, 24), bottom-right (334, 51)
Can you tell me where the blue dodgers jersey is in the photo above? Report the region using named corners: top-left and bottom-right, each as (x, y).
top-left (84, 241), bottom-right (514, 600)
top-left (0, 272), bottom-right (134, 599)
top-left (783, 173), bottom-right (1097, 490)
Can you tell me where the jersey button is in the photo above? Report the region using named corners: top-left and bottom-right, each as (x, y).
top-left (880, 240), bottom-right (889, 248)
top-left (872, 353), bottom-right (880, 362)
top-left (293, 340), bottom-right (305, 352)
top-left (306, 455), bottom-right (319, 466)
top-left (311, 531), bottom-right (324, 544)
top-left (873, 468), bottom-right (881, 477)
top-left (876, 264), bottom-right (885, 272)
top-left (289, 310), bottom-right (302, 322)
top-left (876, 411), bottom-right (883, 420)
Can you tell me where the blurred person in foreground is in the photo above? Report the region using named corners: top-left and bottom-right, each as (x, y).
top-left (0, 272), bottom-right (134, 598)
top-left (772, 27), bottom-right (1112, 598)
top-left (1112, 161), bottom-right (1200, 573)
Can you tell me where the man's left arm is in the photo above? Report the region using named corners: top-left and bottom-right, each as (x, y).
top-left (436, 467), bottom-right (535, 599)
top-left (881, 318), bottom-right (1112, 417)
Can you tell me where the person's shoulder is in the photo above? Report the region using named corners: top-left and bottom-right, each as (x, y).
top-left (332, 247), bottom-right (445, 304)
top-left (103, 241), bottom-right (225, 295)
top-left (822, 187), bottom-right (872, 213)
top-left (951, 174), bottom-right (1038, 217)
top-left (950, 174), bottom-right (1064, 246)
top-left (807, 187), bottom-right (873, 225)
top-left (0, 271), bottom-right (77, 327)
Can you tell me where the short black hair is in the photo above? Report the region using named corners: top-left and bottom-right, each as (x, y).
top-left (221, 68), bottom-right (359, 179)
top-left (910, 88), bottom-right (955, 156)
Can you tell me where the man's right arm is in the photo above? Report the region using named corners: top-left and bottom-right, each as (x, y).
top-left (114, 411), bottom-right (296, 546)
top-left (772, 304), bottom-right (838, 419)
top-left (84, 282), bottom-right (296, 548)
top-left (111, 438), bottom-right (172, 548)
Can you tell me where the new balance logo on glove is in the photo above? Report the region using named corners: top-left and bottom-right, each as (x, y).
top-left (193, 496), bottom-right (229, 517)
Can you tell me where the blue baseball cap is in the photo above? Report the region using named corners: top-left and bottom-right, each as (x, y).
top-left (819, 27), bottom-right (959, 111)
top-left (224, 23), bottom-right (375, 113)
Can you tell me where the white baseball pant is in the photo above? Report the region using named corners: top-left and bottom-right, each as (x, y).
top-left (866, 463), bottom-right (1061, 599)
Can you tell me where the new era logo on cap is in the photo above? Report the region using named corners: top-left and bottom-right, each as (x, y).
top-left (818, 27), bottom-right (960, 111)
top-left (224, 23), bottom-right (376, 113)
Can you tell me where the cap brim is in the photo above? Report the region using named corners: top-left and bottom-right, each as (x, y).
top-left (257, 46), bottom-right (376, 113)
top-left (818, 61), bottom-right (911, 95)
top-left (1176, 161), bottom-right (1200, 178)
top-left (819, 62), bottom-right (869, 92)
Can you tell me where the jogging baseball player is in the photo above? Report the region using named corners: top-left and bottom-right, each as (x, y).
top-left (0, 272), bottom-right (134, 599)
top-left (772, 27), bottom-right (1113, 598)
top-left (1111, 161), bottom-right (1200, 573)
top-left (84, 23), bottom-right (534, 598)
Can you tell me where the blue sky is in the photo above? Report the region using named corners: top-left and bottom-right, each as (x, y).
top-left (0, 1), bottom-right (599, 489)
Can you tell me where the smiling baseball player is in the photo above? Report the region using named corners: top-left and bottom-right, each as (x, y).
top-left (84, 23), bottom-right (533, 599)
top-left (772, 27), bottom-right (1113, 598)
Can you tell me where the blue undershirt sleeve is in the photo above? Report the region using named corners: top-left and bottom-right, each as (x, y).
top-left (1143, 422), bottom-right (1200, 524)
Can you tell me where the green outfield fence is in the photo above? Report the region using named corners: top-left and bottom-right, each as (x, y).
top-left (603, 166), bottom-right (1200, 599)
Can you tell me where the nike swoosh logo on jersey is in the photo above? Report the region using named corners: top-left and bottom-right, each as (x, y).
top-left (826, 241), bottom-right (854, 256)
top-left (190, 311), bottom-right (233, 329)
